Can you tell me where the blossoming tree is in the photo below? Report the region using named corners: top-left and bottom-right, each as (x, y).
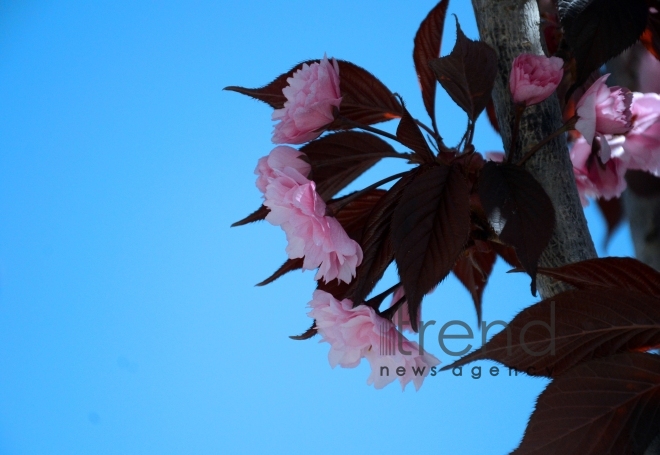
top-left (227, 0), bottom-right (660, 453)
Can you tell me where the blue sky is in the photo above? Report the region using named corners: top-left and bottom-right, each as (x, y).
top-left (0, 1), bottom-right (634, 454)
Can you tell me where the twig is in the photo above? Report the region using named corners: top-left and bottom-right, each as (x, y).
top-left (517, 115), bottom-right (577, 166)
top-left (327, 171), bottom-right (409, 215)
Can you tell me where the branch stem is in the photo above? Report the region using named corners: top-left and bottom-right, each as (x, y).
top-left (517, 115), bottom-right (577, 166)
top-left (338, 116), bottom-right (399, 143)
top-left (327, 171), bottom-right (409, 216)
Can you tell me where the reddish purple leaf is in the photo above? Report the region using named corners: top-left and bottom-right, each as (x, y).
top-left (512, 353), bottom-right (660, 455)
top-left (337, 60), bottom-right (403, 126)
top-left (412, 0), bottom-right (450, 124)
top-left (452, 244), bottom-right (496, 324)
top-left (443, 288), bottom-right (660, 377)
top-left (428, 20), bottom-right (497, 121)
top-left (486, 97), bottom-right (500, 133)
top-left (558, 0), bottom-right (649, 93)
top-left (224, 62), bottom-right (299, 109)
top-left (391, 164), bottom-right (471, 331)
top-left (490, 241), bottom-right (523, 269)
top-left (332, 189), bottom-right (387, 241)
top-left (346, 171), bottom-right (418, 305)
top-left (300, 132), bottom-right (397, 201)
top-left (316, 277), bottom-right (352, 301)
top-left (290, 321), bottom-right (318, 340)
top-left (256, 258), bottom-right (304, 287)
top-left (396, 105), bottom-right (435, 164)
top-left (231, 205), bottom-right (270, 227)
top-left (225, 60), bottom-right (402, 126)
top-left (536, 257), bottom-right (660, 297)
top-left (478, 161), bottom-right (555, 295)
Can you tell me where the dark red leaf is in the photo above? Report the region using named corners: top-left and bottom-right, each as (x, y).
top-left (224, 62), bottom-right (299, 109)
top-left (486, 97), bottom-right (500, 133)
top-left (396, 105), bottom-right (435, 163)
top-left (536, 257), bottom-right (660, 297)
top-left (290, 321), bottom-right (318, 340)
top-left (225, 59), bottom-right (402, 126)
top-left (452, 245), bottom-right (496, 324)
top-left (595, 197), bottom-right (623, 246)
top-left (490, 241), bottom-right (523, 269)
top-left (317, 277), bottom-right (352, 301)
top-left (300, 132), bottom-right (397, 201)
top-left (558, 0), bottom-right (649, 91)
top-left (346, 171), bottom-right (418, 305)
top-left (443, 288), bottom-right (660, 377)
top-left (332, 189), bottom-right (387, 241)
top-left (391, 164), bottom-right (471, 331)
top-left (478, 162), bottom-right (555, 295)
top-left (412, 0), bottom-right (450, 124)
top-left (256, 258), bottom-right (304, 287)
top-left (336, 60), bottom-right (403, 126)
top-left (231, 205), bottom-right (270, 227)
top-left (512, 353), bottom-right (660, 455)
top-left (428, 20), bottom-right (498, 121)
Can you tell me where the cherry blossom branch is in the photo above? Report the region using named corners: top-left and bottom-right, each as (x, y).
top-left (311, 152), bottom-right (413, 167)
top-left (457, 118), bottom-right (471, 151)
top-left (337, 115), bottom-right (399, 143)
top-left (326, 171), bottom-right (409, 216)
top-left (517, 115), bottom-right (577, 166)
top-left (465, 119), bottom-right (476, 151)
top-left (472, 0), bottom-right (597, 298)
top-left (415, 118), bottom-right (444, 145)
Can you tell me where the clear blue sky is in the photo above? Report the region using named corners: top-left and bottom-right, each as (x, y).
top-left (0, 1), bottom-right (634, 454)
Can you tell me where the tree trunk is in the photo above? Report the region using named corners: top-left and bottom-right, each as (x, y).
top-left (471, 0), bottom-right (597, 299)
top-left (471, 3), bottom-right (660, 453)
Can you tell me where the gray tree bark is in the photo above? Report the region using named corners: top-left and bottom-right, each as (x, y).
top-left (471, 0), bottom-right (597, 299)
top-left (470, 3), bottom-right (659, 453)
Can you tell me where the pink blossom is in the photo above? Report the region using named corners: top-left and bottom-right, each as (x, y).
top-left (575, 74), bottom-right (633, 153)
top-left (484, 151), bottom-right (505, 162)
top-left (509, 54), bottom-right (564, 106)
top-left (255, 146), bottom-right (311, 193)
top-left (272, 55), bottom-right (341, 144)
top-left (263, 175), bottom-right (362, 284)
top-left (571, 136), bottom-right (627, 205)
top-left (622, 92), bottom-right (660, 176)
top-left (308, 290), bottom-right (440, 391)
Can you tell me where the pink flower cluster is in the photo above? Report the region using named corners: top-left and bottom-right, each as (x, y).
top-left (256, 146), bottom-right (363, 284)
top-left (571, 136), bottom-right (627, 205)
top-left (509, 54), bottom-right (564, 106)
top-left (272, 55), bottom-right (342, 144)
top-left (571, 87), bottom-right (660, 205)
top-left (308, 290), bottom-right (440, 391)
top-left (575, 74), bottom-right (632, 162)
